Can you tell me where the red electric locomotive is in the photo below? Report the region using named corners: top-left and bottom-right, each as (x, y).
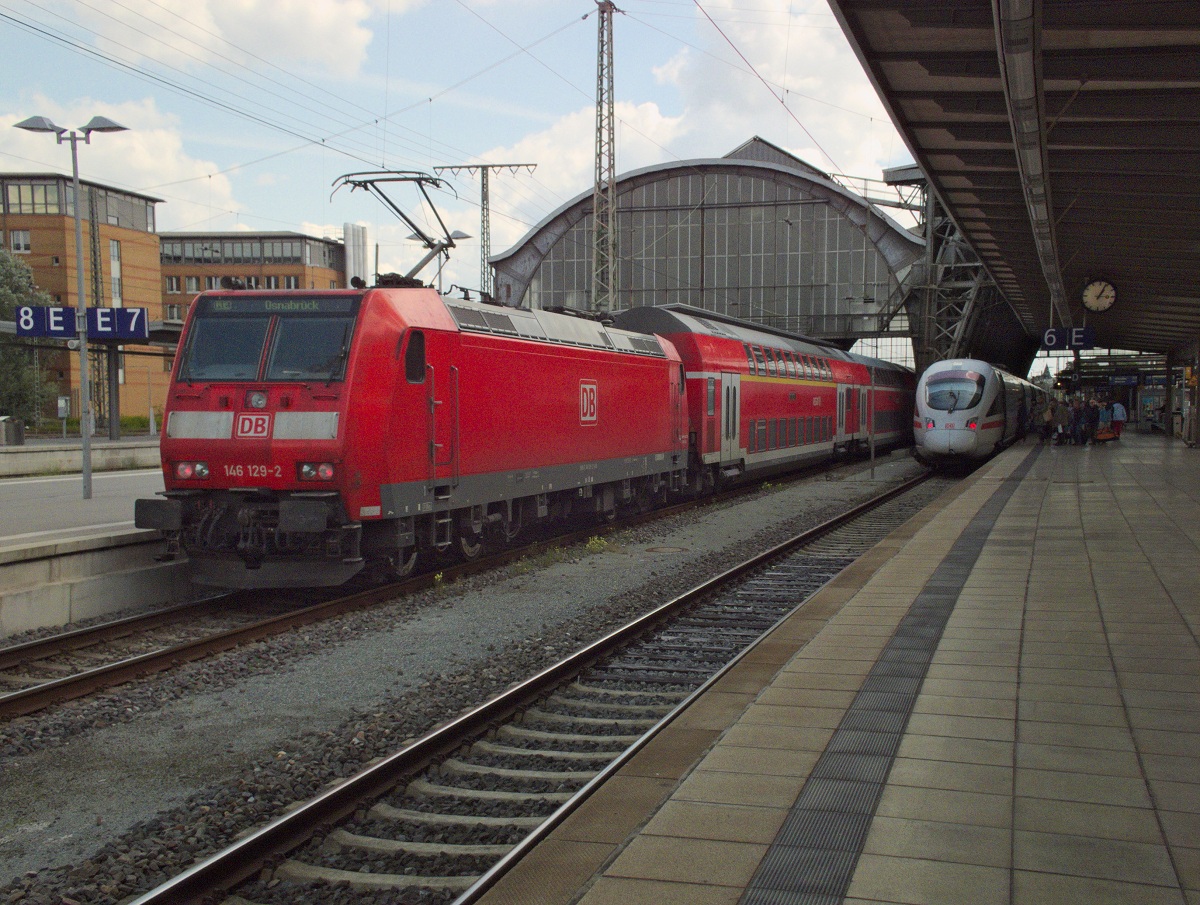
top-left (613, 305), bottom-right (914, 491)
top-left (136, 284), bottom-right (689, 587)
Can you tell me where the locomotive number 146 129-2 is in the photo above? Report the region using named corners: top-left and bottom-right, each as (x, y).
top-left (222, 464), bottom-right (284, 478)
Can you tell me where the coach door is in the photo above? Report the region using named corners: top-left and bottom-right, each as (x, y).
top-left (721, 372), bottom-right (740, 461)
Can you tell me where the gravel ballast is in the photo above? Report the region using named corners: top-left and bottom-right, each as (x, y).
top-left (0, 454), bottom-right (927, 904)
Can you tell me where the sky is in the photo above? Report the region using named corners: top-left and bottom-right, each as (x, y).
top-left (0, 0), bottom-right (915, 292)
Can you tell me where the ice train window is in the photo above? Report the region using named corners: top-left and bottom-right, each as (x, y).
top-left (924, 370), bottom-right (985, 412)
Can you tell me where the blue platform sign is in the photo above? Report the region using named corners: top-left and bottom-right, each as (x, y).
top-left (1042, 326), bottom-right (1096, 351)
top-left (87, 306), bottom-right (149, 340)
top-left (15, 305), bottom-right (76, 338)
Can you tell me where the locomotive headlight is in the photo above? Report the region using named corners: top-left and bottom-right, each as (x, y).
top-left (967, 418), bottom-right (978, 430)
top-left (246, 391), bottom-right (268, 409)
top-left (174, 461), bottom-right (209, 479)
top-left (925, 418), bottom-right (935, 429)
top-left (299, 462), bottom-right (336, 481)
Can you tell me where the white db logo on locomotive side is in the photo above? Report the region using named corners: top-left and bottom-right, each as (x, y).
top-left (235, 413), bottom-right (272, 439)
top-left (579, 381), bottom-right (598, 425)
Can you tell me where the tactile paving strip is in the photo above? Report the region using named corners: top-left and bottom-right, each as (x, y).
top-left (741, 448), bottom-right (1040, 904)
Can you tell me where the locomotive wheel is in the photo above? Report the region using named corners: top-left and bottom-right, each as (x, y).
top-left (394, 547), bottom-right (418, 577)
top-left (458, 530), bottom-right (483, 560)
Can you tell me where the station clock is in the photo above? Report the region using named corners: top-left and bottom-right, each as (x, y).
top-left (1082, 279), bottom-right (1116, 312)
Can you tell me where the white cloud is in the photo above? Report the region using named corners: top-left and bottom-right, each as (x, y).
top-left (1, 95), bottom-right (241, 231)
top-left (56, 0), bottom-right (409, 80)
top-left (648, 0), bottom-right (907, 177)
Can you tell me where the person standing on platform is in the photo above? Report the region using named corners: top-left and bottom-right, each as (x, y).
top-left (1084, 397), bottom-right (1101, 445)
top-left (1112, 400), bottom-right (1127, 438)
top-left (1054, 399), bottom-right (1070, 445)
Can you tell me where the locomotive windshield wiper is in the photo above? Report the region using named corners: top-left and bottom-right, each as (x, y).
top-left (947, 390), bottom-right (958, 414)
top-left (326, 325), bottom-right (350, 385)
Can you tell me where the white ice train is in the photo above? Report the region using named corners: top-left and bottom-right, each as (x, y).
top-left (914, 359), bottom-right (1046, 463)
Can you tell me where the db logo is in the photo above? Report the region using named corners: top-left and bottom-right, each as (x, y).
top-left (235, 413), bottom-right (272, 439)
top-left (579, 381), bottom-right (598, 425)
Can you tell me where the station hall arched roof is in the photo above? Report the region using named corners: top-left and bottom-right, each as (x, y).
top-left (490, 139), bottom-right (925, 311)
top-left (828, 1), bottom-right (1200, 357)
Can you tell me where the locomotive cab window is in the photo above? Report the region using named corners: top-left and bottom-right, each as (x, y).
top-left (178, 294), bottom-right (360, 383)
top-left (924, 370), bottom-right (985, 412)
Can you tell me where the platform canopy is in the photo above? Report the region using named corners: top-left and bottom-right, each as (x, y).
top-left (829, 1), bottom-right (1200, 357)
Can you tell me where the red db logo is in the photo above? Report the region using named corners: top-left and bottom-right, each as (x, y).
top-left (579, 381), bottom-right (597, 424)
top-left (235, 413), bottom-right (272, 439)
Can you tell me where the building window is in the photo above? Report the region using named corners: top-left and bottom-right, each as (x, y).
top-left (284, 275), bottom-right (299, 289)
top-left (6, 181), bottom-right (61, 214)
top-left (265, 276), bottom-right (279, 289)
top-left (10, 230), bottom-right (30, 253)
top-left (205, 276), bottom-right (219, 290)
top-left (165, 303), bottom-right (184, 321)
top-left (244, 276), bottom-right (259, 289)
top-left (164, 355), bottom-right (174, 372)
top-left (185, 276), bottom-right (200, 294)
top-left (110, 240), bottom-right (123, 305)
top-left (166, 275), bottom-right (181, 294)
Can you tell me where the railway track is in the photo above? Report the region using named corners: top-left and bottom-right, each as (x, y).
top-left (0, 456), bottom-right (883, 721)
top-left (128, 471), bottom-right (947, 905)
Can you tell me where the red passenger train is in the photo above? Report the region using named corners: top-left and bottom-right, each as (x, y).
top-left (135, 286), bottom-right (913, 588)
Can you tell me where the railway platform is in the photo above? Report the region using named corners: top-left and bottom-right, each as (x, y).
top-left (477, 429), bottom-right (1200, 905)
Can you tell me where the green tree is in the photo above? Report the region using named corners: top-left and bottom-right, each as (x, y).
top-left (0, 249), bottom-right (59, 424)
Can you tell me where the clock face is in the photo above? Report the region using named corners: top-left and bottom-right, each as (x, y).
top-left (1082, 280), bottom-right (1116, 312)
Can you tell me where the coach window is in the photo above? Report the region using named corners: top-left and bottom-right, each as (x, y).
top-left (743, 344), bottom-right (755, 374)
top-left (765, 349), bottom-right (777, 376)
top-left (707, 378), bottom-right (716, 416)
top-left (784, 352), bottom-right (796, 378)
top-left (752, 346), bottom-right (767, 376)
top-left (405, 331), bottom-right (426, 383)
top-left (800, 355), bottom-right (811, 378)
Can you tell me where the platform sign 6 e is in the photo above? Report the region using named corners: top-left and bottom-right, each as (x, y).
top-left (1042, 326), bottom-right (1096, 351)
top-left (579, 381), bottom-right (598, 425)
top-left (16, 305), bottom-right (76, 338)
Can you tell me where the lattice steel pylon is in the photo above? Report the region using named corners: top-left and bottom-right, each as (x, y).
top-left (435, 163), bottom-right (536, 300)
top-left (591, 0), bottom-right (619, 315)
top-left (908, 189), bottom-right (999, 374)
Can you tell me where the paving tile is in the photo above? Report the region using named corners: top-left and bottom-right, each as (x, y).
top-left (641, 800), bottom-right (789, 845)
top-left (1015, 767), bottom-right (1152, 808)
top-left (911, 693), bottom-right (1016, 720)
top-left (604, 835), bottom-right (769, 887)
top-left (903, 713), bottom-right (1015, 743)
top-left (896, 733), bottom-right (1013, 767)
top-left (1015, 797), bottom-right (1163, 844)
top-left (673, 768), bottom-right (807, 808)
top-left (720, 723), bottom-right (835, 753)
top-left (697, 743), bottom-right (821, 778)
top-left (1018, 681), bottom-right (1124, 706)
top-left (1143, 754), bottom-right (1200, 784)
top-left (1018, 699), bottom-right (1128, 727)
top-left (917, 677), bottom-right (1017, 700)
top-left (1016, 742), bottom-right (1142, 777)
top-left (862, 815), bottom-right (1011, 868)
top-left (483, 838), bottom-right (614, 905)
top-left (1149, 780), bottom-right (1200, 814)
top-left (1014, 829), bottom-right (1178, 886)
top-left (1017, 720), bottom-right (1136, 752)
top-left (557, 775), bottom-right (679, 845)
top-left (754, 686), bottom-right (857, 710)
top-left (578, 875), bottom-right (743, 905)
top-left (1134, 730), bottom-right (1200, 758)
top-left (846, 853), bottom-right (1009, 905)
top-left (885, 756), bottom-right (1013, 796)
top-left (874, 785), bottom-right (1011, 828)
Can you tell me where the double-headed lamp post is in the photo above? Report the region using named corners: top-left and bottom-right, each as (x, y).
top-left (14, 115), bottom-right (128, 500)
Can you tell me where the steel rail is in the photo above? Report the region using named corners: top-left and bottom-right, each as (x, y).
top-left (127, 471), bottom-right (929, 905)
top-left (0, 456), bottom-right (862, 720)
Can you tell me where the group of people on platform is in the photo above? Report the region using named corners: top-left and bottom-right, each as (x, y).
top-left (1033, 397), bottom-right (1127, 446)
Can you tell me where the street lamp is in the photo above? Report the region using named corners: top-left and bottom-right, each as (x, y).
top-left (14, 114), bottom-right (128, 500)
